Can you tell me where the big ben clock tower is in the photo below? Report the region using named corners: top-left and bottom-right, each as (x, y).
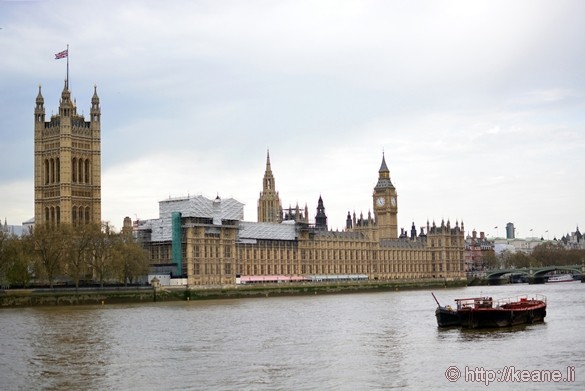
top-left (373, 153), bottom-right (398, 240)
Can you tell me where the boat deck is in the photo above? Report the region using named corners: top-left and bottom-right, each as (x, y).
top-left (455, 294), bottom-right (546, 310)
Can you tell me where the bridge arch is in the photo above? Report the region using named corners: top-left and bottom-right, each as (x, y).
top-left (485, 265), bottom-right (584, 280)
top-left (485, 269), bottom-right (529, 279)
top-left (532, 265), bottom-right (584, 277)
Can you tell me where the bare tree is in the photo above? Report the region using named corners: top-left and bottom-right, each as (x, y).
top-left (508, 251), bottom-right (539, 268)
top-left (68, 223), bottom-right (102, 288)
top-left (481, 250), bottom-right (499, 270)
top-left (0, 231), bottom-right (11, 287)
top-left (31, 224), bottom-right (72, 288)
top-left (88, 223), bottom-right (115, 287)
top-left (3, 235), bottom-right (35, 287)
top-left (111, 234), bottom-right (150, 286)
top-left (532, 242), bottom-right (564, 266)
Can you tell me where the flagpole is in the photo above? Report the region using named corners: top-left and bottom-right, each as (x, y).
top-left (66, 44), bottom-right (69, 90)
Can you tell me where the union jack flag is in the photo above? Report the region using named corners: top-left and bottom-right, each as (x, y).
top-left (54, 49), bottom-right (68, 59)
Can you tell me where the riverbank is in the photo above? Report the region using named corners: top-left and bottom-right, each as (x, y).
top-left (0, 278), bottom-right (467, 308)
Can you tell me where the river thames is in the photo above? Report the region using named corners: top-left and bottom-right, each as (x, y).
top-left (1, 282), bottom-right (583, 390)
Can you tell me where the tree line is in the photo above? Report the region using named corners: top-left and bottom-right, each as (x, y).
top-left (0, 223), bottom-right (150, 289)
top-left (480, 241), bottom-right (585, 270)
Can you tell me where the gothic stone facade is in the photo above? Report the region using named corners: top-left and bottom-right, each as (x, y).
top-left (34, 82), bottom-right (101, 225)
top-left (137, 154), bottom-right (466, 285)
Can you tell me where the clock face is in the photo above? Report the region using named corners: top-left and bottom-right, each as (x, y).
top-left (390, 196), bottom-right (396, 206)
top-left (377, 197), bottom-right (385, 206)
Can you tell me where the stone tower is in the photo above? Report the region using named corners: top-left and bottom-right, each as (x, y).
top-left (34, 82), bottom-right (101, 225)
top-left (372, 153), bottom-right (398, 240)
top-left (257, 150), bottom-right (282, 223)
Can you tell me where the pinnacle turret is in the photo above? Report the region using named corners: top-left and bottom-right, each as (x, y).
top-left (36, 85), bottom-right (44, 106)
top-left (90, 85), bottom-right (100, 122)
top-left (315, 195), bottom-right (327, 229)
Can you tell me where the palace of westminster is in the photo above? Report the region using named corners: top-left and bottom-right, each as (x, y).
top-left (32, 82), bottom-right (467, 286)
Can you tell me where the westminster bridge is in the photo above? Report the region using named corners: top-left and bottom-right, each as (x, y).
top-left (483, 265), bottom-right (585, 284)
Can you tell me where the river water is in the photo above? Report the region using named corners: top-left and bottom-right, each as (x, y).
top-left (1, 283), bottom-right (583, 390)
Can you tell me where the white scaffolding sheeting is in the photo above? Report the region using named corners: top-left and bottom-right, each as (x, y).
top-left (137, 195), bottom-right (245, 242)
top-left (158, 195), bottom-right (244, 221)
top-left (238, 221), bottom-right (297, 241)
top-left (137, 195), bottom-right (301, 243)
top-left (136, 218), bottom-right (173, 242)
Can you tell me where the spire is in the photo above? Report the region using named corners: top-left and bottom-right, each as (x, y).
top-left (315, 195), bottom-right (327, 229)
top-left (379, 152), bottom-right (389, 175)
top-left (59, 79), bottom-right (75, 117)
top-left (346, 211), bottom-right (352, 229)
top-left (262, 149), bottom-right (275, 191)
top-left (375, 152), bottom-right (394, 190)
top-left (61, 78), bottom-right (69, 96)
top-left (35, 85), bottom-right (45, 122)
top-left (92, 85), bottom-right (100, 104)
top-left (258, 150), bottom-right (282, 223)
top-left (265, 149), bottom-right (273, 176)
top-left (36, 85), bottom-right (44, 105)
top-left (91, 85), bottom-right (100, 123)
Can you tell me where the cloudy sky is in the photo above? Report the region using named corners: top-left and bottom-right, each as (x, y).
top-left (1, 0), bottom-right (584, 240)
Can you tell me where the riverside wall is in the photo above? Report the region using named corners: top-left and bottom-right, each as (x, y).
top-left (0, 279), bottom-right (467, 308)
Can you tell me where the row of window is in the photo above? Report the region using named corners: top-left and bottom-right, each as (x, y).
top-left (72, 206), bottom-right (92, 224)
top-left (150, 242), bottom-right (462, 267)
top-left (43, 157), bottom-right (92, 185)
top-left (189, 259), bottom-right (465, 277)
top-left (192, 263), bottom-right (232, 275)
top-left (72, 158), bottom-right (91, 184)
top-left (44, 206), bottom-right (92, 224)
top-left (192, 246), bottom-right (417, 262)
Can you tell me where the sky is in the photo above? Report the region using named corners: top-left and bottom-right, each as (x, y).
top-left (1, 0), bottom-right (584, 240)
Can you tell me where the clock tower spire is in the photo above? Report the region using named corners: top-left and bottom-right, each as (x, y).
top-left (373, 153), bottom-right (398, 240)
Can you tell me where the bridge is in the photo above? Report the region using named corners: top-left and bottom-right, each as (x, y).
top-left (484, 265), bottom-right (585, 284)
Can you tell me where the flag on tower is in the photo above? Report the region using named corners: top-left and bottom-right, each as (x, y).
top-left (54, 49), bottom-right (68, 59)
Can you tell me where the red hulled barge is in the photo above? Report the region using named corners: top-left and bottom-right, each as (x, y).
top-left (455, 295), bottom-right (547, 329)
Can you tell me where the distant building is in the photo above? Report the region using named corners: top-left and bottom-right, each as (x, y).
top-left (561, 226), bottom-right (584, 249)
top-left (0, 218), bottom-right (26, 237)
top-left (506, 222), bottom-right (515, 239)
top-left (33, 81), bottom-right (101, 225)
top-left (464, 230), bottom-right (495, 276)
top-left (133, 153), bottom-right (466, 285)
top-left (493, 237), bottom-right (547, 254)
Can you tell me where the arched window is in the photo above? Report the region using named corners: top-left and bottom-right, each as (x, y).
top-left (44, 159), bottom-right (49, 185)
top-left (78, 158), bottom-right (83, 183)
top-left (56, 158), bottom-right (60, 183)
top-left (45, 207), bottom-right (50, 222)
top-left (72, 206), bottom-right (77, 225)
top-left (84, 159), bottom-right (90, 184)
top-left (56, 207), bottom-right (60, 224)
top-left (72, 158), bottom-right (77, 183)
top-left (50, 207), bottom-right (55, 224)
top-left (50, 158), bottom-right (55, 183)
top-left (85, 207), bottom-right (90, 223)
